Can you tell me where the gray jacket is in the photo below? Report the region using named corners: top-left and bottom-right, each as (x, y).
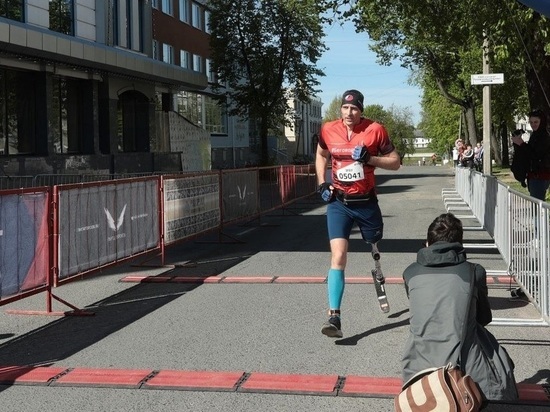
top-left (402, 241), bottom-right (518, 401)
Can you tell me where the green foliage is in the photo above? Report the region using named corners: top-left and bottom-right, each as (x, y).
top-left (323, 95), bottom-right (342, 122)
top-left (418, 83), bottom-right (462, 156)
top-left (325, 0), bottom-right (550, 165)
top-left (209, 0), bottom-right (326, 165)
top-left (364, 104), bottom-right (416, 158)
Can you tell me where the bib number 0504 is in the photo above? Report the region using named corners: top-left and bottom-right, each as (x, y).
top-left (336, 162), bottom-right (364, 182)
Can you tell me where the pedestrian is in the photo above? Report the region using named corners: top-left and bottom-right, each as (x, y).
top-left (461, 144), bottom-right (474, 168)
top-left (315, 89), bottom-right (400, 338)
top-left (510, 129), bottom-right (528, 188)
top-left (401, 213), bottom-right (519, 402)
top-left (473, 141), bottom-right (484, 172)
top-left (511, 109), bottom-right (550, 201)
top-left (455, 138), bottom-right (465, 166)
top-left (452, 146), bottom-right (459, 168)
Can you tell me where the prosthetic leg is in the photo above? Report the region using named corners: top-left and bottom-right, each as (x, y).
top-left (371, 242), bottom-right (390, 313)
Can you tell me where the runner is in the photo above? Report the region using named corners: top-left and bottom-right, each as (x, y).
top-left (315, 89), bottom-right (400, 338)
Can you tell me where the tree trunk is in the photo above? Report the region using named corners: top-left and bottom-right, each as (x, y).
top-left (499, 121), bottom-right (509, 167)
top-left (524, 13), bottom-right (550, 115)
top-left (463, 104), bottom-right (479, 145)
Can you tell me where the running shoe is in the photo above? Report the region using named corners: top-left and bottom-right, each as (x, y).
top-left (321, 316), bottom-right (342, 338)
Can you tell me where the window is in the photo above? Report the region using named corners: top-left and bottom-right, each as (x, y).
top-left (51, 77), bottom-right (82, 154)
top-left (0, 0), bottom-right (23, 21)
top-left (163, 44), bottom-right (174, 64)
top-left (162, 0), bottom-right (172, 15)
top-left (204, 10), bottom-right (210, 33)
top-left (193, 54), bottom-right (202, 72)
top-left (192, 2), bottom-right (201, 29)
top-left (179, 0), bottom-right (188, 23)
top-left (180, 50), bottom-right (190, 69)
top-left (117, 91), bottom-right (150, 152)
top-left (0, 70), bottom-right (37, 155)
top-left (152, 0), bottom-right (158, 8)
top-left (176, 91), bottom-right (201, 126)
top-left (153, 40), bottom-right (159, 60)
top-left (175, 92), bottom-right (225, 134)
top-left (112, 0), bottom-right (144, 51)
top-left (206, 59), bottom-right (216, 83)
top-left (204, 95), bottom-right (226, 134)
top-left (49, 0), bottom-right (74, 35)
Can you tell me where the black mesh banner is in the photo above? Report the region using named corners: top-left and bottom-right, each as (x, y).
top-left (58, 179), bottom-right (159, 279)
top-left (222, 170), bottom-right (258, 223)
top-left (163, 174), bottom-right (220, 244)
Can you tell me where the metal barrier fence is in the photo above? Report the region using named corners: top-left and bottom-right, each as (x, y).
top-left (454, 168), bottom-right (549, 326)
top-left (0, 165), bottom-right (317, 314)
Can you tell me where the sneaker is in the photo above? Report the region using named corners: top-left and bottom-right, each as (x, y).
top-left (321, 316), bottom-right (342, 338)
top-left (510, 288), bottom-right (525, 298)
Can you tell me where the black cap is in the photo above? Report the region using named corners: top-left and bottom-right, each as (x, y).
top-left (341, 90), bottom-right (364, 112)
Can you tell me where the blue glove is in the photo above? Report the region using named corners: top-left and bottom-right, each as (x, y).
top-left (318, 182), bottom-right (334, 202)
top-left (351, 145), bottom-right (370, 163)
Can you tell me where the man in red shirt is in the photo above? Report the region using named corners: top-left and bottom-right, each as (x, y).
top-left (316, 89), bottom-right (400, 338)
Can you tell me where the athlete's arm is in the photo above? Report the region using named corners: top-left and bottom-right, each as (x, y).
top-left (366, 149), bottom-right (401, 171)
top-left (315, 144), bottom-right (331, 185)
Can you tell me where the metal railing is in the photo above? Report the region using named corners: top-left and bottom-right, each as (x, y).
top-left (454, 168), bottom-right (549, 326)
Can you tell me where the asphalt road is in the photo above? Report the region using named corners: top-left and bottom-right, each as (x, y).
top-left (0, 165), bottom-right (548, 412)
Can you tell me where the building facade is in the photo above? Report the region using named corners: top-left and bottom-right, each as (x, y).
top-left (284, 95), bottom-right (322, 163)
top-left (0, 0), bottom-right (210, 177)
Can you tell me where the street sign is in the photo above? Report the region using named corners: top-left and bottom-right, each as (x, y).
top-left (471, 73), bottom-right (504, 85)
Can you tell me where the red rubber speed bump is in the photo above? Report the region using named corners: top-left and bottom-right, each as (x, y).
top-left (143, 370), bottom-right (245, 391)
top-left (341, 375), bottom-right (401, 397)
top-left (220, 277), bottom-right (275, 283)
top-left (0, 365), bottom-right (67, 385)
top-left (273, 277), bottom-right (328, 283)
top-left (52, 368), bottom-right (153, 388)
top-left (240, 372), bottom-right (339, 395)
top-left (517, 383), bottom-right (550, 402)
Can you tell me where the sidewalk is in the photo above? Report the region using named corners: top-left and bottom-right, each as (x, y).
top-left (0, 166), bottom-right (548, 412)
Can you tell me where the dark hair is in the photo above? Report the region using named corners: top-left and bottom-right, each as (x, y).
top-left (528, 109), bottom-right (548, 131)
top-left (426, 213), bottom-right (463, 245)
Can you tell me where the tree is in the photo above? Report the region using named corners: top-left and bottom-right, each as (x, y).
top-left (322, 95), bottom-right (342, 122)
top-left (209, 0), bottom-right (326, 165)
top-left (325, 0), bottom-right (550, 165)
top-left (364, 105), bottom-right (415, 161)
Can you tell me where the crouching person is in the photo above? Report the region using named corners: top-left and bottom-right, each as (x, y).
top-left (401, 213), bottom-right (519, 402)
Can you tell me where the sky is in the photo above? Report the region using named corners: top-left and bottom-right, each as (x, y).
top-left (316, 19), bottom-right (423, 125)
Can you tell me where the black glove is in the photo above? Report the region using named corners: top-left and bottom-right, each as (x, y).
top-left (317, 182), bottom-right (334, 202)
top-left (351, 145), bottom-right (370, 163)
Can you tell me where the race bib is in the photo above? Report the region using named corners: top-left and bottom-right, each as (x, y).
top-left (336, 162), bottom-right (365, 182)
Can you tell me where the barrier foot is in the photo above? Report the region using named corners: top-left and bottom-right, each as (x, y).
top-left (5, 292), bottom-right (94, 317)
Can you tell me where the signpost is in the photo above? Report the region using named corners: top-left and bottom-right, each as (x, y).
top-left (471, 36), bottom-right (504, 176)
top-left (471, 73), bottom-right (504, 85)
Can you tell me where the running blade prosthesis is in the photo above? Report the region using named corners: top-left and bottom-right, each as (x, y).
top-left (371, 243), bottom-right (390, 313)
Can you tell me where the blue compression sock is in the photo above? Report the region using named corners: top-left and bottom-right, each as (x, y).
top-left (327, 268), bottom-right (345, 311)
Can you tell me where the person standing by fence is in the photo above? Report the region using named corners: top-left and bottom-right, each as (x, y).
top-left (511, 109), bottom-right (550, 201)
top-left (315, 89), bottom-right (400, 338)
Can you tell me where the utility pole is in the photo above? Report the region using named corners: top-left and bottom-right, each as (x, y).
top-left (482, 34), bottom-right (492, 175)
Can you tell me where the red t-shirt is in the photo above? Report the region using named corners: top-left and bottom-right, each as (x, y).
top-left (319, 118), bottom-right (395, 196)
